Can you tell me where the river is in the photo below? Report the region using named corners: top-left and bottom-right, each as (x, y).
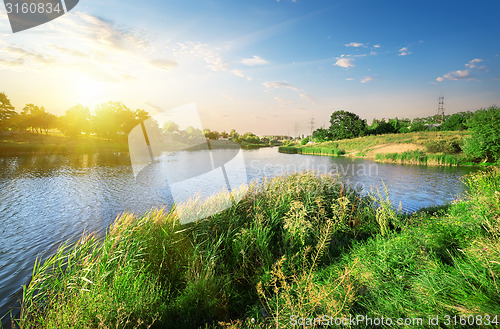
top-left (0, 147), bottom-right (479, 323)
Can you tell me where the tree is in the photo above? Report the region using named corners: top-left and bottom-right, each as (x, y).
top-left (203, 129), bottom-right (220, 140)
top-left (59, 104), bottom-right (91, 137)
top-left (312, 128), bottom-right (332, 142)
top-left (439, 111), bottom-right (473, 131)
top-left (463, 106), bottom-right (500, 162)
top-left (229, 129), bottom-right (239, 140)
top-left (20, 104), bottom-right (52, 134)
top-left (328, 110), bottom-right (366, 140)
top-left (162, 121), bottom-right (179, 134)
top-left (92, 101), bottom-right (136, 139)
top-left (0, 92), bottom-right (16, 131)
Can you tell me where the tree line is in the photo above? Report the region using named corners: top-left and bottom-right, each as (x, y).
top-left (311, 107), bottom-right (500, 162)
top-left (0, 92), bottom-right (151, 140)
top-left (0, 92), bottom-right (279, 146)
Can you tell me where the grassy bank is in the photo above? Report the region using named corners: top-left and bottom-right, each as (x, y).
top-left (279, 131), bottom-right (492, 166)
top-left (279, 146), bottom-right (345, 156)
top-left (0, 133), bottom-right (129, 156)
top-left (11, 168), bottom-right (500, 328)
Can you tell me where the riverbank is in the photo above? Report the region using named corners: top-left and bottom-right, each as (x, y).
top-left (0, 133), bottom-right (271, 156)
top-left (13, 168), bottom-right (500, 328)
top-left (0, 133), bottom-right (129, 156)
top-left (279, 131), bottom-right (498, 166)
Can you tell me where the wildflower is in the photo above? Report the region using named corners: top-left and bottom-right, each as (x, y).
top-left (484, 247), bottom-right (488, 251)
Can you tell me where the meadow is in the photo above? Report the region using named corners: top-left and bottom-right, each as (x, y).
top-left (9, 167), bottom-right (500, 328)
top-left (279, 131), bottom-right (486, 166)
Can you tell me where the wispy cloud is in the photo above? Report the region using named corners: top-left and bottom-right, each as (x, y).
top-left (263, 81), bottom-right (315, 103)
top-left (241, 55), bottom-right (269, 66)
top-left (373, 44), bottom-right (381, 48)
top-left (465, 58), bottom-right (483, 69)
top-left (334, 55), bottom-right (355, 68)
top-left (149, 59), bottom-right (178, 70)
top-left (231, 69), bottom-right (252, 81)
top-left (176, 41), bottom-right (229, 71)
top-left (345, 42), bottom-right (365, 48)
top-left (398, 47), bottom-right (411, 56)
top-left (361, 76), bottom-right (374, 83)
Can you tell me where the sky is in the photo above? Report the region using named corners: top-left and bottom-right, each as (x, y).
top-left (1, 0), bottom-right (500, 135)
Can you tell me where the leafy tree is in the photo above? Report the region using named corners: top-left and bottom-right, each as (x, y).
top-left (229, 129), bottom-right (239, 140)
top-left (203, 129), bottom-right (220, 140)
top-left (163, 121), bottom-right (179, 134)
top-left (59, 104), bottom-right (91, 137)
top-left (0, 92), bottom-right (16, 131)
top-left (301, 136), bottom-right (310, 145)
top-left (92, 101), bottom-right (136, 139)
top-left (20, 104), bottom-right (53, 134)
top-left (463, 106), bottom-right (500, 162)
top-left (328, 110), bottom-right (366, 140)
top-left (312, 128), bottom-right (332, 142)
top-left (408, 119), bottom-right (427, 132)
top-left (439, 111), bottom-right (473, 131)
top-left (239, 132), bottom-right (261, 144)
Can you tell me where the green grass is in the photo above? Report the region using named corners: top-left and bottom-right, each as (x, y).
top-left (13, 168), bottom-right (500, 328)
top-left (278, 145), bottom-right (345, 156)
top-left (375, 151), bottom-right (467, 166)
top-left (279, 131), bottom-right (492, 167)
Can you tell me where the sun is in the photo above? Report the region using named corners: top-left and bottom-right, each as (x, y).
top-left (74, 75), bottom-right (109, 107)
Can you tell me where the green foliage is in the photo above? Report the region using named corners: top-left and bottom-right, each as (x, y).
top-left (0, 92), bottom-right (16, 131)
top-left (91, 101), bottom-right (140, 140)
top-left (58, 104), bottom-right (91, 137)
top-left (300, 136), bottom-right (309, 145)
top-left (440, 111), bottom-right (474, 131)
top-left (463, 106), bottom-right (500, 162)
top-left (312, 127), bottom-right (331, 142)
top-left (328, 110), bottom-right (367, 140)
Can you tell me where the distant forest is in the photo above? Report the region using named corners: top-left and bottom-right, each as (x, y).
top-left (0, 92), bottom-right (280, 146)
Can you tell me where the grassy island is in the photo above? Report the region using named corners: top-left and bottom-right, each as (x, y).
top-left (12, 168), bottom-right (500, 328)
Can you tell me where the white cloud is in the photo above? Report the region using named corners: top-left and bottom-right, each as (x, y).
top-left (176, 41), bottom-right (229, 71)
top-left (345, 42), bottom-right (365, 48)
top-left (334, 55), bottom-right (354, 68)
top-left (346, 78), bottom-right (354, 81)
top-left (361, 76), bottom-right (374, 83)
top-left (263, 81), bottom-right (300, 92)
top-left (231, 69), bottom-right (252, 81)
top-left (398, 47), bottom-right (411, 56)
top-left (436, 69), bottom-right (470, 82)
top-left (436, 58), bottom-right (485, 82)
top-left (263, 81), bottom-right (314, 103)
top-left (241, 55), bottom-right (269, 66)
top-left (465, 58), bottom-right (483, 68)
top-left (373, 44), bottom-right (381, 48)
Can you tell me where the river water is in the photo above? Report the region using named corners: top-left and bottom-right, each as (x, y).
top-left (0, 147), bottom-right (479, 322)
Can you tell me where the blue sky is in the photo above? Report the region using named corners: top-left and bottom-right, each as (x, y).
top-left (1, 0), bottom-right (499, 135)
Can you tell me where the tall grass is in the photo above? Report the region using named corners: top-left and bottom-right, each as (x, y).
top-left (375, 151), bottom-right (466, 166)
top-left (13, 169), bottom-right (500, 328)
top-left (278, 146), bottom-right (345, 156)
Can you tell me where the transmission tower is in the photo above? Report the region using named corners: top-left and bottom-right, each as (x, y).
top-left (437, 96), bottom-right (445, 124)
top-left (310, 117), bottom-right (315, 141)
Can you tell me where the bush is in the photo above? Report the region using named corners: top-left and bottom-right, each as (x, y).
top-left (463, 106), bottom-right (500, 162)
